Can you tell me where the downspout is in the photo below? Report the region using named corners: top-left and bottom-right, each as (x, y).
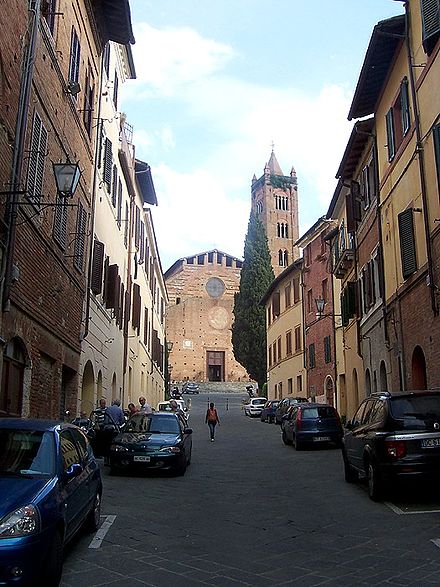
top-left (404, 1), bottom-right (437, 315)
top-left (123, 194), bottom-right (135, 387)
top-left (82, 50), bottom-right (105, 340)
top-left (2, 0), bottom-right (41, 311)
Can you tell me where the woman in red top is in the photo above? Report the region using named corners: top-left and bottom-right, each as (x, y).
top-left (205, 402), bottom-right (220, 442)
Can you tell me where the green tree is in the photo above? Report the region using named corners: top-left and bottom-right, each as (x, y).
top-left (232, 212), bottom-right (274, 390)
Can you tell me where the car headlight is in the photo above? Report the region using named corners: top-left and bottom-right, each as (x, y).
top-left (159, 446), bottom-right (181, 453)
top-left (110, 444), bottom-right (129, 452)
top-left (0, 505), bottom-right (40, 538)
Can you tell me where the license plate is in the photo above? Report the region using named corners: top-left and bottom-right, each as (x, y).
top-left (134, 455), bottom-right (151, 462)
top-left (421, 437), bottom-right (440, 448)
top-left (313, 436), bottom-right (330, 442)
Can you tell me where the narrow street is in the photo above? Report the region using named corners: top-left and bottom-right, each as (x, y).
top-left (62, 393), bottom-right (440, 586)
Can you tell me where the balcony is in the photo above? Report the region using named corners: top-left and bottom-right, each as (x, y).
top-left (333, 247), bottom-right (355, 279)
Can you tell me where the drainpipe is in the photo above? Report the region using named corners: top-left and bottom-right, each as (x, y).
top-left (403, 1), bottom-right (437, 315)
top-left (1, 0), bottom-right (41, 311)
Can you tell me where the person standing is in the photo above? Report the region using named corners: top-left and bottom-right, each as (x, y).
top-left (105, 399), bottom-right (125, 425)
top-left (139, 396), bottom-right (153, 414)
top-left (205, 402), bottom-right (220, 442)
top-left (95, 398), bottom-right (107, 429)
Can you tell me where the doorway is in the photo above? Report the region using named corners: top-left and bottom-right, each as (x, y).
top-left (206, 351), bottom-right (225, 382)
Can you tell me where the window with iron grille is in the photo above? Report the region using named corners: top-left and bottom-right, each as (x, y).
top-left (53, 195), bottom-right (68, 248)
top-left (27, 111), bottom-right (47, 205)
top-left (308, 343), bottom-right (315, 369)
top-left (68, 27), bottom-right (80, 91)
top-left (324, 335), bottom-right (331, 364)
top-left (74, 202), bottom-right (87, 271)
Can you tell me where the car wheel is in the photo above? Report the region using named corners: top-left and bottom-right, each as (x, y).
top-left (343, 451), bottom-right (358, 483)
top-left (42, 530), bottom-right (63, 587)
top-left (260, 415), bottom-right (265, 422)
top-left (294, 436), bottom-right (303, 451)
top-left (175, 459), bottom-right (187, 476)
top-left (282, 430), bottom-right (292, 445)
top-left (85, 491), bottom-right (101, 533)
top-left (367, 461), bottom-right (383, 501)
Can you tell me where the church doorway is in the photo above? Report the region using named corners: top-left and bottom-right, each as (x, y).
top-left (206, 351), bottom-right (225, 382)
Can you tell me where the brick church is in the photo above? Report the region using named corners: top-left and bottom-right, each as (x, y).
top-left (165, 150), bottom-right (299, 383)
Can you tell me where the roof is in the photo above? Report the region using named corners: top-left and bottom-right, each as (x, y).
top-left (326, 178), bottom-right (345, 219)
top-left (295, 216), bottom-right (329, 248)
top-left (260, 258), bottom-right (303, 305)
top-left (267, 150), bottom-right (284, 175)
top-left (135, 160), bottom-right (157, 206)
top-left (336, 118), bottom-right (374, 179)
top-left (164, 249), bottom-right (243, 279)
top-left (348, 15), bottom-right (405, 121)
top-left (92, 0), bottom-right (135, 45)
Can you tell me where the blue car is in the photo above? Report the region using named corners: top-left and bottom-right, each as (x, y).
top-left (0, 419), bottom-right (102, 586)
top-left (260, 400), bottom-right (280, 423)
top-left (281, 403), bottom-right (343, 450)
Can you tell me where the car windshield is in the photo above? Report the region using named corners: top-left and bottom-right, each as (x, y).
top-left (0, 429), bottom-right (55, 477)
top-left (390, 395), bottom-right (440, 430)
top-left (254, 399), bottom-right (267, 405)
top-left (302, 407), bottom-right (337, 419)
top-left (125, 414), bottom-right (180, 434)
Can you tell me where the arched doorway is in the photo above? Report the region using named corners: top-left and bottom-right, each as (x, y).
top-left (324, 376), bottom-right (334, 406)
top-left (81, 361), bottom-right (95, 415)
top-left (352, 368), bottom-right (359, 412)
top-left (97, 370), bottom-right (103, 400)
top-left (111, 372), bottom-right (117, 401)
top-left (379, 361), bottom-right (388, 392)
top-left (365, 369), bottom-right (372, 397)
top-left (411, 346), bottom-right (427, 390)
top-left (1, 338), bottom-right (28, 416)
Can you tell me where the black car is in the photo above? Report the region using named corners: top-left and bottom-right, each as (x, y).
top-left (109, 412), bottom-right (192, 475)
top-left (342, 390), bottom-right (440, 501)
top-left (260, 400), bottom-right (280, 423)
top-left (281, 403), bottom-right (343, 450)
top-left (182, 382), bottom-right (199, 394)
top-left (275, 396), bottom-right (309, 424)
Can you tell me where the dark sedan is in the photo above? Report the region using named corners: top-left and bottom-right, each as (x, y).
top-left (109, 412), bottom-right (192, 476)
top-left (260, 400), bottom-right (280, 423)
top-left (281, 403), bottom-right (343, 450)
top-left (0, 419), bottom-right (102, 586)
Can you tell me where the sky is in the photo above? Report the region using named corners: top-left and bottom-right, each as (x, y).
top-left (122, 1), bottom-right (404, 273)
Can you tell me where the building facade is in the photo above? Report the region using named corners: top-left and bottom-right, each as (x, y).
top-left (165, 250), bottom-right (250, 384)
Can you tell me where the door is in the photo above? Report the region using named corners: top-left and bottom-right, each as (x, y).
top-left (206, 351), bottom-right (224, 382)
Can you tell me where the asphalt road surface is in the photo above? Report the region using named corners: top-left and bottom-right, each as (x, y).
top-left (61, 392), bottom-right (440, 586)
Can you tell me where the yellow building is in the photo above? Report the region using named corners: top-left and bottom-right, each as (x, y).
top-left (261, 259), bottom-right (306, 400)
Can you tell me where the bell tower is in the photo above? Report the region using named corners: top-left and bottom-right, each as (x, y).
top-left (251, 150), bottom-right (299, 276)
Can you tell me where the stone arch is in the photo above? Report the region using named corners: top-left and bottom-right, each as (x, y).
top-left (81, 360), bottom-right (95, 415)
top-left (379, 361), bottom-right (388, 392)
top-left (324, 376), bottom-right (334, 406)
top-left (111, 372), bottom-right (117, 401)
top-left (411, 345), bottom-right (427, 390)
top-left (352, 368), bottom-right (359, 410)
top-left (1, 337), bottom-right (30, 416)
top-left (97, 370), bottom-right (103, 399)
top-left (365, 369), bottom-right (372, 397)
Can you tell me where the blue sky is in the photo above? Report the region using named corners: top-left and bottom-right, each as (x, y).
top-left (122, 1), bottom-right (404, 272)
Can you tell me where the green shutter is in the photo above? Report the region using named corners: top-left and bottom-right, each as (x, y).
top-left (386, 108), bottom-right (395, 161)
top-left (400, 78), bottom-right (410, 135)
top-left (421, 0), bottom-right (440, 55)
top-left (398, 209), bottom-right (417, 279)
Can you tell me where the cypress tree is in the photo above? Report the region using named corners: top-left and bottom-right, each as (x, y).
top-left (232, 212), bottom-right (274, 390)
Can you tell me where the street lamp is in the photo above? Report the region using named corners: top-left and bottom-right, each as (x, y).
top-left (166, 341), bottom-right (174, 353)
top-left (53, 161), bottom-right (81, 198)
top-left (315, 297), bottom-right (326, 319)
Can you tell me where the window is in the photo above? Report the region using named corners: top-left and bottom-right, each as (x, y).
top-left (421, 0), bottom-right (440, 55)
top-left (42, 0), bottom-right (57, 34)
top-left (293, 276), bottom-right (300, 303)
top-left (111, 165), bottom-right (117, 207)
top-left (285, 283), bottom-right (291, 308)
top-left (341, 282), bottom-right (357, 327)
top-left (294, 326), bottom-right (301, 351)
top-left (286, 331), bottom-right (292, 356)
top-left (288, 378), bottom-right (293, 394)
top-left (321, 279), bottom-right (328, 303)
top-left (91, 240), bottom-right (104, 295)
top-left (297, 375), bottom-right (302, 393)
top-left (117, 180), bottom-right (122, 228)
top-left (103, 138), bottom-right (113, 191)
top-left (197, 254), bottom-right (204, 265)
top-left (217, 252), bottom-right (223, 264)
top-left (268, 346), bottom-right (272, 368)
top-left (308, 343), bottom-right (315, 369)
top-left (83, 64), bottom-right (94, 136)
top-left (27, 112), bottom-right (47, 204)
top-left (307, 289), bottom-right (313, 314)
top-left (324, 336), bottom-right (331, 364)
top-left (305, 244), bottom-right (311, 266)
top-left (272, 291), bottom-right (280, 319)
top-left (53, 194), bottom-right (68, 248)
top-left (113, 73), bottom-right (119, 110)
top-left (385, 78), bottom-right (411, 161)
top-left (277, 337), bottom-right (282, 362)
top-left (68, 27), bottom-right (81, 93)
top-left (398, 208), bottom-right (417, 279)
top-left (74, 202), bottom-right (87, 271)
top-left (208, 252), bottom-right (214, 263)
top-left (360, 156), bottom-right (376, 210)
top-left (103, 43), bottom-right (110, 78)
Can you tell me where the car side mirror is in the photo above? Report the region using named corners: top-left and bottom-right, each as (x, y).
top-left (184, 428), bottom-right (193, 435)
top-left (65, 463), bottom-right (82, 480)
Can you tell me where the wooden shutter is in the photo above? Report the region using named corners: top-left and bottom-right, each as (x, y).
top-left (105, 264), bottom-right (119, 309)
top-left (111, 165), bottom-right (117, 207)
top-left (135, 206), bottom-right (140, 248)
top-left (117, 180), bottom-right (122, 228)
top-left (434, 124), bottom-right (440, 191)
top-left (400, 78), bottom-right (410, 135)
top-left (309, 343), bottom-right (315, 368)
top-left (347, 281), bottom-right (357, 318)
top-left (68, 27), bottom-right (80, 84)
top-left (124, 287), bottom-right (131, 333)
top-left (294, 326), bottom-right (301, 351)
top-left (132, 283), bottom-right (141, 332)
top-left (144, 308), bottom-right (149, 345)
top-left (103, 138), bottom-right (112, 189)
top-left (272, 291), bottom-right (280, 318)
top-left (27, 112), bottom-right (47, 203)
top-left (421, 0), bottom-right (440, 55)
top-left (74, 202), bottom-right (87, 271)
top-left (91, 240), bottom-right (104, 294)
top-left (118, 283), bottom-right (124, 330)
top-left (324, 336), bottom-right (331, 363)
top-left (293, 276), bottom-right (300, 303)
top-left (398, 208), bottom-right (417, 279)
top-left (386, 108), bottom-right (395, 161)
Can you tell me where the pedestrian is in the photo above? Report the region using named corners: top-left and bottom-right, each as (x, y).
top-left (105, 398), bottom-right (125, 425)
top-left (94, 397), bottom-right (107, 429)
top-left (205, 402), bottom-right (220, 442)
top-left (127, 402), bottom-right (138, 417)
top-left (139, 396), bottom-right (153, 414)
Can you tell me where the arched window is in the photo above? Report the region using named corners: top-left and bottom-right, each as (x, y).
top-left (277, 223), bottom-right (280, 237)
top-left (278, 250), bottom-right (284, 266)
top-left (283, 250), bottom-right (288, 266)
top-left (412, 346), bottom-right (427, 390)
top-left (285, 223), bottom-right (288, 238)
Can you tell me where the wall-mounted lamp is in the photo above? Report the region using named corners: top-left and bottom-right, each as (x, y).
top-left (315, 297), bottom-right (326, 318)
top-left (166, 341), bottom-right (174, 353)
top-left (53, 161), bottom-right (81, 198)
top-left (66, 81), bottom-right (81, 96)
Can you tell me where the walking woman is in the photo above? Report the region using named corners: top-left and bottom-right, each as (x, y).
top-left (205, 402), bottom-right (220, 442)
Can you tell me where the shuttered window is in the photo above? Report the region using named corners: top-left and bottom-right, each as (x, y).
top-left (272, 291), bottom-right (280, 318)
top-left (83, 65), bottom-right (94, 136)
top-left (386, 108), bottom-right (396, 161)
top-left (293, 276), bottom-right (300, 303)
top-left (324, 336), bottom-right (331, 364)
top-left (118, 283), bottom-right (124, 330)
top-left (139, 222), bottom-right (145, 263)
top-left (132, 283), bottom-right (141, 332)
top-left (103, 138), bottom-right (112, 190)
top-left (68, 27), bottom-right (80, 87)
top-left (113, 73), bottom-right (119, 110)
top-left (91, 240), bottom-right (104, 294)
top-left (74, 202), bottom-right (87, 271)
top-left (400, 78), bottom-right (410, 135)
top-left (27, 112), bottom-right (47, 204)
top-left (421, 0), bottom-right (440, 55)
top-left (294, 325), bottom-right (301, 351)
top-left (308, 343), bottom-right (315, 369)
top-left (111, 165), bottom-right (117, 207)
top-left (103, 43), bottom-right (110, 78)
top-left (117, 180), bottom-right (122, 228)
top-left (144, 308), bottom-right (149, 346)
top-left (53, 195), bottom-right (68, 248)
top-left (286, 331), bottom-right (292, 356)
top-left (284, 283), bottom-right (291, 309)
top-left (398, 208), bottom-right (417, 279)
top-left (434, 124), bottom-right (440, 192)
top-left (104, 264), bottom-right (119, 309)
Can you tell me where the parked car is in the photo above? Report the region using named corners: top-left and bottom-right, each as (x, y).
top-left (109, 412), bottom-right (192, 476)
top-left (275, 396), bottom-right (309, 424)
top-left (156, 399), bottom-right (189, 422)
top-left (0, 418), bottom-right (102, 586)
top-left (86, 409), bottom-right (123, 459)
top-left (342, 390), bottom-right (440, 501)
top-left (281, 403), bottom-right (343, 450)
top-left (244, 397), bottom-right (268, 417)
top-left (182, 382), bottom-right (199, 394)
top-left (260, 400), bottom-right (280, 423)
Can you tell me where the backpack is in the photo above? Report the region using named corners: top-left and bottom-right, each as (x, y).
top-left (207, 408), bottom-right (217, 422)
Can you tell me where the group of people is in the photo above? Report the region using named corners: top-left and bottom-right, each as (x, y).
top-left (93, 395), bottom-right (221, 442)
